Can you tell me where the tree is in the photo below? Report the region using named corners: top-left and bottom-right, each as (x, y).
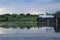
top-left (26, 13), bottom-right (30, 16)
top-left (11, 14), bottom-right (18, 18)
top-left (20, 14), bottom-right (25, 16)
top-left (54, 11), bottom-right (60, 17)
top-left (55, 11), bottom-right (60, 14)
top-left (4, 13), bottom-right (11, 16)
top-left (46, 12), bottom-right (51, 15)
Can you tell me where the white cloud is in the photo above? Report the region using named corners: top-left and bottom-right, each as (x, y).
top-left (0, 1), bottom-right (60, 15)
top-left (0, 8), bottom-right (7, 15)
top-left (43, 3), bottom-right (60, 13)
top-left (0, 8), bottom-right (11, 15)
top-left (33, 2), bottom-right (60, 14)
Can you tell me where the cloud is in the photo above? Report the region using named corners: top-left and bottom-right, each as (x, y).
top-left (0, 2), bottom-right (60, 15)
top-left (43, 3), bottom-right (60, 13)
top-left (0, 8), bottom-right (7, 15)
top-left (0, 8), bottom-right (13, 15)
top-left (0, 0), bottom-right (60, 15)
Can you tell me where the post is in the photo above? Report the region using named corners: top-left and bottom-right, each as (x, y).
top-left (56, 17), bottom-right (58, 31)
top-left (47, 19), bottom-right (49, 26)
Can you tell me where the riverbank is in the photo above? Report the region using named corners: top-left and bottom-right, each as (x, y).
top-left (0, 14), bottom-right (38, 28)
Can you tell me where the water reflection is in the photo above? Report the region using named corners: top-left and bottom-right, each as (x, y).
top-left (0, 27), bottom-right (60, 40)
top-left (0, 27), bottom-right (54, 34)
top-left (0, 28), bottom-right (19, 34)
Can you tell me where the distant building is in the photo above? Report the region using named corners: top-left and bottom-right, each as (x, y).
top-left (37, 13), bottom-right (54, 27)
top-left (37, 13), bottom-right (60, 32)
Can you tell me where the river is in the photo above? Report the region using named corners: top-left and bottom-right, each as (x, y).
top-left (0, 27), bottom-right (60, 40)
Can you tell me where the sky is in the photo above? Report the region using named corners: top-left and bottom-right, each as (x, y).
top-left (0, 0), bottom-right (60, 15)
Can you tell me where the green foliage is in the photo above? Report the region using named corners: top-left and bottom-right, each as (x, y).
top-left (46, 12), bottom-right (55, 16)
top-left (26, 13), bottom-right (30, 16)
top-left (55, 11), bottom-right (60, 14)
top-left (0, 13), bottom-right (38, 28)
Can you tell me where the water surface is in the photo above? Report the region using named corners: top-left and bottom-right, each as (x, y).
top-left (0, 27), bottom-right (60, 40)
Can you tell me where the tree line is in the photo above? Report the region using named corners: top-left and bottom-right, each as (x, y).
top-left (0, 13), bottom-right (37, 22)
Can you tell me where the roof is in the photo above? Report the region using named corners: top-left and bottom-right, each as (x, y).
top-left (39, 15), bottom-right (54, 18)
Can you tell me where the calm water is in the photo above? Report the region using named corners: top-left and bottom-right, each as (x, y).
top-left (0, 27), bottom-right (60, 40)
